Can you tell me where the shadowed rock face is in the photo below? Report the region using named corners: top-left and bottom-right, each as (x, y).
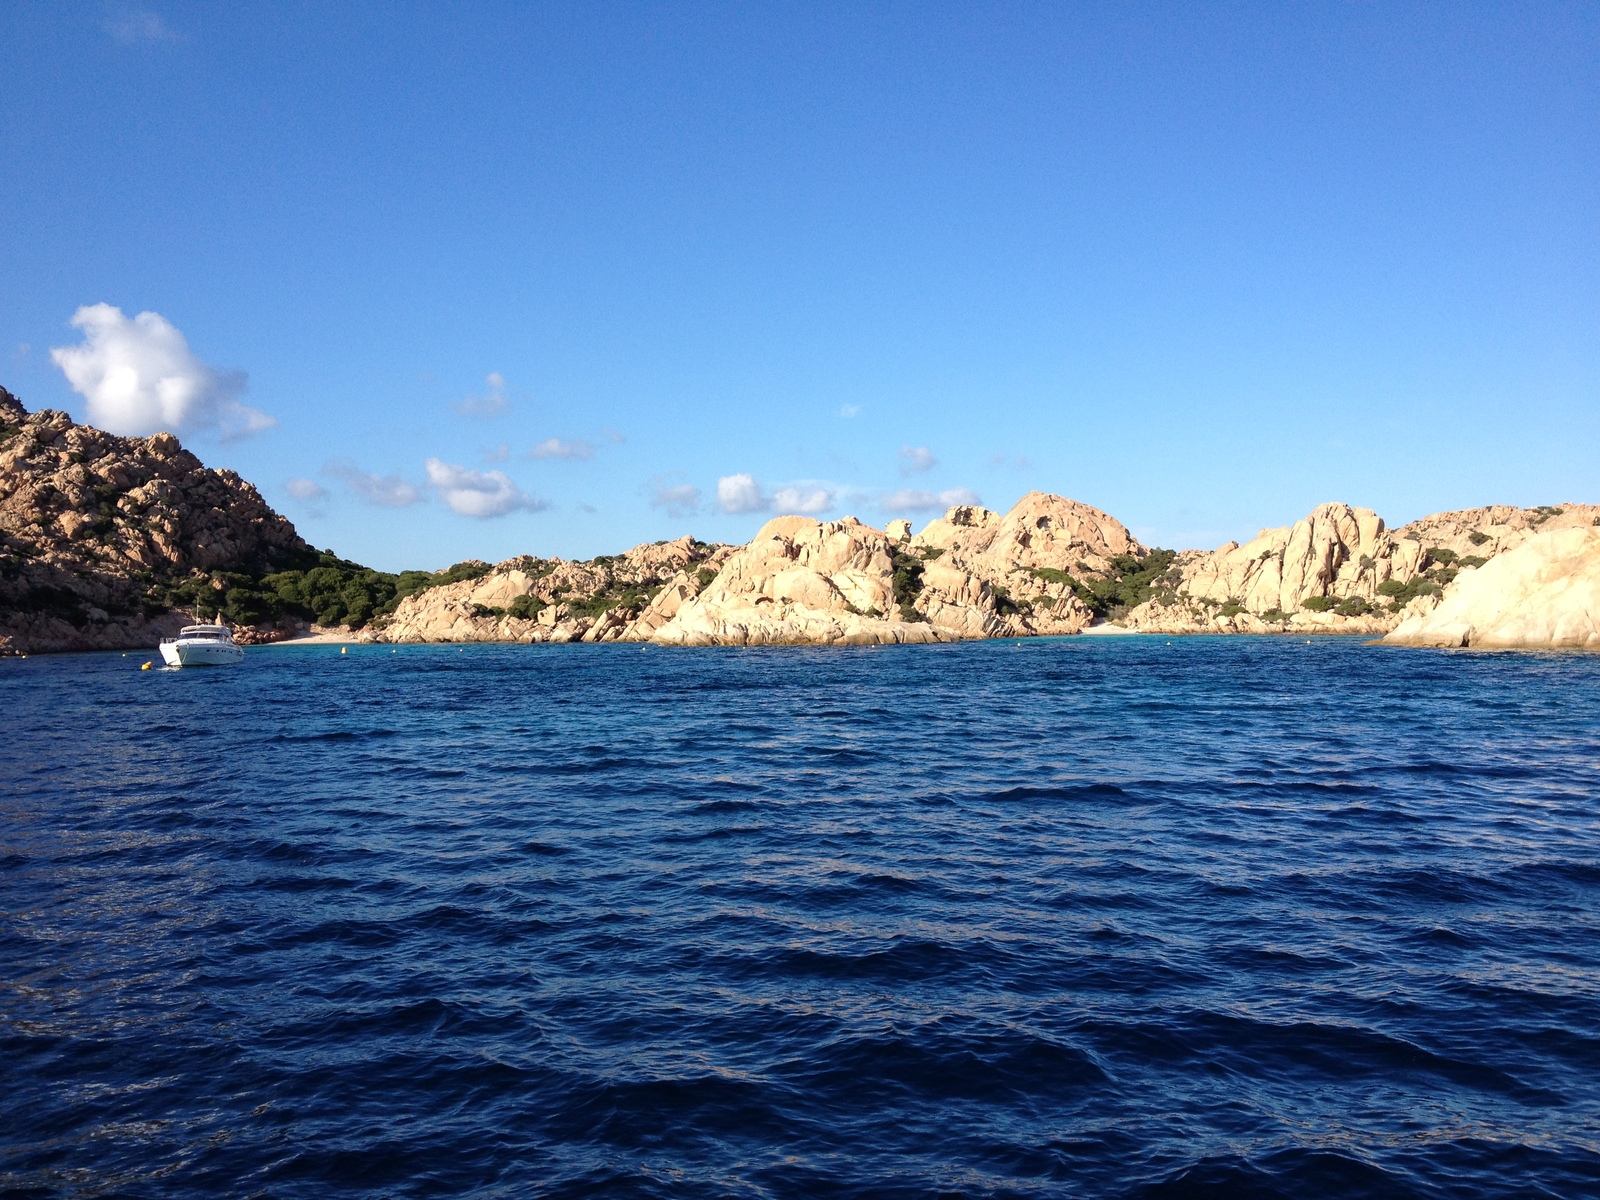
top-left (1385, 527), bottom-right (1600, 649)
top-left (0, 386), bottom-right (313, 653)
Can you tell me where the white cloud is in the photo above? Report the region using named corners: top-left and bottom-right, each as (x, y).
top-left (453, 371), bottom-right (509, 417)
top-left (50, 303), bottom-right (275, 441)
top-left (285, 478), bottom-right (328, 501)
top-left (717, 473), bottom-right (768, 514)
top-left (880, 487), bottom-right (982, 514)
top-left (530, 437), bottom-right (595, 460)
top-left (425, 458), bottom-right (547, 518)
top-left (325, 460), bottom-right (427, 507)
top-left (839, 404), bottom-right (861, 419)
top-left (106, 9), bottom-right (183, 44)
top-left (482, 443), bottom-right (510, 463)
top-left (898, 445), bottom-right (936, 475)
top-left (771, 484), bottom-right (836, 515)
top-left (648, 476), bottom-right (701, 518)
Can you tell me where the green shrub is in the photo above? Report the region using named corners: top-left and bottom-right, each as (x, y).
top-left (1530, 506), bottom-right (1564, 525)
top-left (695, 566), bottom-right (717, 589)
top-left (890, 548), bottom-right (927, 621)
top-left (919, 547), bottom-right (944, 561)
top-left (1300, 595), bottom-right (1333, 612)
top-left (1334, 596), bottom-right (1372, 617)
top-left (1458, 555), bottom-right (1487, 569)
top-left (1427, 547), bottom-right (1458, 566)
top-left (1219, 599), bottom-right (1246, 618)
top-left (1468, 531), bottom-right (1490, 546)
top-left (1260, 608), bottom-right (1291, 623)
top-left (507, 594), bottom-right (545, 620)
top-left (1063, 549), bottom-right (1179, 619)
top-left (1029, 567), bottom-right (1075, 587)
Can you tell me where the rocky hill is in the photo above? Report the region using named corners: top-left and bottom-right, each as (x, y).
top-left (0, 386), bottom-right (319, 653)
top-left (370, 493), bottom-right (1170, 647)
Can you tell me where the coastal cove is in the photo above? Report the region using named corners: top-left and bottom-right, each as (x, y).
top-left (3, 387), bottom-right (1597, 656)
top-left (4, 636), bottom-right (1600, 1198)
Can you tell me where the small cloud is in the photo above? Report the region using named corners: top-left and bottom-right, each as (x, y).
top-left (12, 343), bottom-right (29, 361)
top-left (284, 478), bottom-right (328, 501)
top-left (106, 8), bottom-right (183, 44)
top-left (325, 459), bottom-right (427, 507)
top-left (880, 487), bottom-right (982, 514)
top-left (425, 458), bottom-right (547, 518)
top-left (602, 428), bottom-right (626, 444)
top-left (771, 483), bottom-right (835, 515)
top-left (453, 371), bottom-right (509, 418)
top-left (839, 404), bottom-right (861, 419)
top-left (898, 445), bottom-right (936, 475)
top-left (482, 443), bottom-right (510, 463)
top-left (648, 475), bottom-right (701, 518)
top-left (988, 453), bottom-right (1032, 470)
top-left (51, 303), bottom-right (274, 440)
top-left (717, 473), bottom-right (768, 515)
top-left (283, 477), bottom-right (328, 516)
top-left (529, 437), bottom-right (595, 460)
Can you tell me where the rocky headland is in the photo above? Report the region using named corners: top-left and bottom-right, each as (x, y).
top-left (3, 383), bottom-right (1596, 653)
top-left (0, 386), bottom-right (316, 653)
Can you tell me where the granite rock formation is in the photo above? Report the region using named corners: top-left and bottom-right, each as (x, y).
top-left (375, 536), bottom-right (731, 645)
top-left (628, 494), bottom-right (1141, 645)
top-left (1119, 501), bottom-right (1600, 636)
top-left (1383, 527), bottom-right (1600, 649)
top-left (0, 386), bottom-right (314, 654)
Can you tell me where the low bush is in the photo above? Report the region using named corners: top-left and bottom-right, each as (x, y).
top-left (1334, 596), bottom-right (1372, 617)
top-left (1300, 595), bottom-right (1334, 612)
top-left (1426, 547), bottom-right (1458, 566)
top-left (507, 594), bottom-right (545, 620)
top-left (1468, 531), bottom-right (1490, 546)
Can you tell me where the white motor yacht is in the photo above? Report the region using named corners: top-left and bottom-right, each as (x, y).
top-left (159, 622), bottom-right (245, 667)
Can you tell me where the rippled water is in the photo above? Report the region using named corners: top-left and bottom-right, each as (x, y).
top-left (3, 637), bottom-right (1599, 1198)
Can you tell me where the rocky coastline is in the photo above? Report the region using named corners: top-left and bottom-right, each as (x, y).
top-left (3, 384), bottom-right (1595, 654)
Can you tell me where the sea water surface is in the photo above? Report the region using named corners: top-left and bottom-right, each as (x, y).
top-left (2, 636), bottom-right (1599, 1198)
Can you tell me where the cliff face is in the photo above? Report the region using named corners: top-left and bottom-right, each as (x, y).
top-left (1120, 501), bottom-right (1600, 635)
top-left (0, 386), bottom-right (314, 653)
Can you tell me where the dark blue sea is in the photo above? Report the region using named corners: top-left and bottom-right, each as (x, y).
top-left (3, 637), bottom-right (1599, 1199)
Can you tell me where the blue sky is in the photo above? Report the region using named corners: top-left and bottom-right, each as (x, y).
top-left (2, 3), bottom-right (1595, 571)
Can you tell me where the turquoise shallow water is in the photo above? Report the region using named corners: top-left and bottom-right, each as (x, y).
top-left (2, 636), bottom-right (1599, 1198)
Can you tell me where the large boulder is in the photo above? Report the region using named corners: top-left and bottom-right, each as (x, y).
top-left (1384, 527), bottom-right (1600, 649)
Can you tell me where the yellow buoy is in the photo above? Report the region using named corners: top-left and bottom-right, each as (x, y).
top-left (140, 661), bottom-right (153, 670)
top-left (341, 646), bottom-right (347, 655)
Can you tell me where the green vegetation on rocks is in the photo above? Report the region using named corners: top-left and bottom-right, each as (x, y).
top-left (1030, 549), bottom-right (1179, 620)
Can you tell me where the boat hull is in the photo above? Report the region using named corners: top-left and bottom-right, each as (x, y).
top-left (160, 640), bottom-right (245, 667)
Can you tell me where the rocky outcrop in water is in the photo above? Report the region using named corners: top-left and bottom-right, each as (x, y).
top-left (0, 386), bottom-right (314, 654)
top-left (1383, 527), bottom-right (1600, 649)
